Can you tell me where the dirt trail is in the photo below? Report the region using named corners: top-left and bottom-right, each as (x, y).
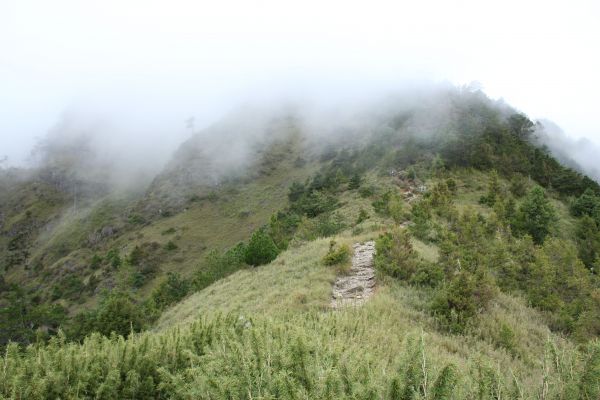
top-left (331, 241), bottom-right (376, 308)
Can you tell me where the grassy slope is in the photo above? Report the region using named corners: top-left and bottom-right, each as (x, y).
top-left (156, 168), bottom-right (587, 389)
top-left (1, 134), bottom-right (318, 315)
top-left (156, 225), bottom-right (569, 396)
top-left (2, 169), bottom-right (594, 398)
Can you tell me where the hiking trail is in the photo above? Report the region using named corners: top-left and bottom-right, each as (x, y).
top-left (331, 241), bottom-right (376, 308)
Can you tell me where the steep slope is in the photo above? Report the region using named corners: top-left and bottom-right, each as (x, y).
top-left (2, 86), bottom-right (600, 399)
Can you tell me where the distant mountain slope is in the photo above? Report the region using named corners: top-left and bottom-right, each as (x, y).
top-left (1, 85), bottom-right (599, 358)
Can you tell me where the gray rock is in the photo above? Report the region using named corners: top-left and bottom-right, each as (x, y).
top-left (331, 241), bottom-right (376, 309)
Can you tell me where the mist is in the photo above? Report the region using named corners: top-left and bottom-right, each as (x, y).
top-left (1, 0), bottom-right (599, 184)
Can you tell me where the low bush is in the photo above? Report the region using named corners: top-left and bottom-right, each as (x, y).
top-left (322, 240), bottom-right (351, 266)
top-left (430, 270), bottom-right (496, 334)
top-left (374, 229), bottom-right (420, 280)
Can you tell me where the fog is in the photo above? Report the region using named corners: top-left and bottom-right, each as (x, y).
top-left (1, 0), bottom-right (599, 181)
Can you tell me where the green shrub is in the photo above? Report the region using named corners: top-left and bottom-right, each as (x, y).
top-left (194, 243), bottom-right (247, 290)
top-left (152, 272), bottom-right (190, 309)
top-left (348, 173), bottom-right (362, 190)
top-left (516, 186), bottom-right (556, 244)
top-left (409, 200), bottom-right (433, 241)
top-left (374, 229), bottom-right (420, 280)
top-left (291, 190), bottom-right (338, 218)
top-left (245, 229), bottom-right (279, 266)
top-left (431, 270), bottom-right (496, 333)
top-left (68, 291), bottom-right (146, 340)
top-left (479, 170), bottom-right (501, 206)
top-left (164, 240), bottom-right (178, 251)
top-left (410, 262), bottom-right (445, 287)
top-left (509, 174), bottom-right (527, 197)
top-left (571, 188), bottom-right (600, 218)
top-left (431, 364), bottom-right (458, 400)
top-left (105, 249), bottom-right (121, 268)
top-left (89, 254), bottom-right (102, 269)
top-left (322, 240), bottom-right (351, 266)
top-left (127, 213), bottom-right (146, 225)
top-left (359, 185), bottom-right (375, 198)
top-left (315, 212), bottom-right (346, 237)
top-left (355, 207), bottom-right (369, 225)
top-left (269, 211), bottom-right (301, 250)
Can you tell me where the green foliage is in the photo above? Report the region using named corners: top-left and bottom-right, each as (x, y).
top-left (164, 240), bottom-right (178, 251)
top-left (409, 200), bottom-right (433, 241)
top-left (288, 181), bottom-right (306, 202)
top-left (445, 177), bottom-right (457, 193)
top-left (126, 242), bottom-right (163, 286)
top-left (431, 364), bottom-right (458, 400)
top-left (375, 229), bottom-right (421, 281)
top-left (0, 285), bottom-right (66, 348)
top-left (516, 186), bottom-right (556, 244)
top-left (428, 181), bottom-right (453, 210)
top-left (161, 227), bottom-right (176, 235)
top-left (372, 190), bottom-right (406, 223)
top-left (527, 239), bottom-right (596, 338)
top-left (194, 243), bottom-right (247, 290)
top-left (571, 188), bottom-right (600, 219)
top-left (151, 272), bottom-right (190, 309)
top-left (291, 190), bottom-right (338, 218)
top-left (244, 228), bottom-right (279, 266)
top-left (579, 342), bottom-right (600, 399)
top-left (509, 174), bottom-right (527, 197)
top-left (105, 248), bottom-right (121, 268)
top-left (127, 213), bottom-right (146, 225)
top-left (10, 311), bottom-right (585, 400)
top-left (497, 323), bottom-right (517, 355)
top-left (322, 240), bottom-right (351, 266)
top-left (355, 207), bottom-right (369, 225)
top-left (51, 275), bottom-right (85, 301)
top-left (268, 211), bottom-right (301, 250)
top-left (372, 190), bottom-right (392, 215)
top-left (575, 216), bottom-right (600, 269)
top-left (358, 185), bottom-right (375, 198)
top-left (294, 212), bottom-right (347, 242)
top-left (431, 270), bottom-right (496, 334)
top-left (479, 170), bottom-right (501, 206)
top-left (89, 253), bottom-right (102, 269)
top-left (348, 173), bottom-right (362, 190)
top-left (68, 291), bottom-right (146, 341)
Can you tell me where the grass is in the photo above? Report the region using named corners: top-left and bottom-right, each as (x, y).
top-left (3, 231), bottom-right (592, 399)
top-left (156, 237), bottom-right (337, 329)
top-left (156, 227), bottom-right (570, 393)
top-left (2, 168), bottom-right (598, 398)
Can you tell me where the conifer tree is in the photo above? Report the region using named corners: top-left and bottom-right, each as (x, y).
top-left (517, 186), bottom-right (555, 244)
top-left (245, 228), bottom-right (279, 266)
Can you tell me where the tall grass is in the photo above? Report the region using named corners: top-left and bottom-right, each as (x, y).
top-left (2, 308), bottom-right (598, 399)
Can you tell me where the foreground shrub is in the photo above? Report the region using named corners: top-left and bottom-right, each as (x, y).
top-left (322, 240), bottom-right (351, 266)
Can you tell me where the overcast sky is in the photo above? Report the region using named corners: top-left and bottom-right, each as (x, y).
top-left (1, 0), bottom-right (599, 165)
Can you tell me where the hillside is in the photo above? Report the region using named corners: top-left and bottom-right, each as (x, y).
top-left (1, 86), bottom-right (600, 398)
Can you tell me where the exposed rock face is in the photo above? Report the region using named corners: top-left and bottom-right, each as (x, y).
top-left (331, 241), bottom-right (376, 308)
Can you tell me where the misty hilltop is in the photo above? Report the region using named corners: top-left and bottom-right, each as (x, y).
top-left (1, 86), bottom-right (600, 399)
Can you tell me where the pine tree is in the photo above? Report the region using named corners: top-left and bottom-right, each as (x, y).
top-left (245, 228), bottom-right (279, 266)
top-left (348, 173), bottom-right (362, 190)
top-left (517, 187), bottom-right (555, 244)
